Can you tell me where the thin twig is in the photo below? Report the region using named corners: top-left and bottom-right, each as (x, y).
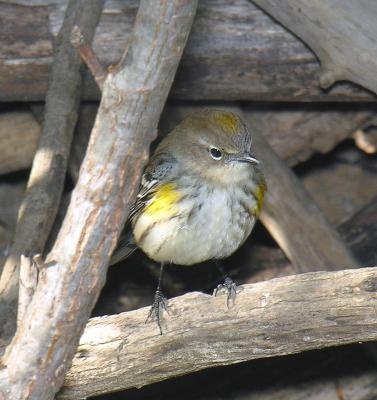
top-left (70, 25), bottom-right (107, 90)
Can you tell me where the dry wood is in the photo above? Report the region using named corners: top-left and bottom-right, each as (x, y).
top-left (249, 106), bottom-right (377, 167)
top-left (55, 102), bottom-right (377, 183)
top-left (5, 104), bottom-right (375, 180)
top-left (70, 26), bottom-right (107, 91)
top-left (17, 255), bottom-right (40, 327)
top-left (68, 105), bottom-right (99, 182)
top-left (58, 267), bottom-right (377, 398)
top-left (250, 0), bottom-right (377, 95)
top-left (246, 195), bottom-right (377, 284)
top-left (242, 109), bottom-right (358, 273)
top-left (0, 1), bottom-right (198, 399)
top-left (302, 160), bottom-right (377, 226)
top-left (0, 0), bottom-right (375, 101)
top-left (0, 112), bottom-right (41, 175)
top-left (0, 0), bottom-right (105, 342)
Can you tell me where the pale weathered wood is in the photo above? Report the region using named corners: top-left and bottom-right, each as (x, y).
top-left (250, 0), bottom-right (377, 95)
top-left (302, 161), bottom-right (377, 226)
top-left (0, 1), bottom-right (198, 399)
top-left (0, 0), bottom-right (375, 101)
top-left (0, 0), bottom-right (105, 343)
top-left (0, 112), bottom-right (41, 175)
top-left (58, 267), bottom-right (377, 399)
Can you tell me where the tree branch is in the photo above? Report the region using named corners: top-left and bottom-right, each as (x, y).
top-left (58, 267), bottom-right (377, 399)
top-left (0, 1), bottom-right (197, 399)
top-left (0, 0), bottom-right (105, 341)
top-left (250, 0), bottom-right (377, 95)
top-left (1, 0), bottom-right (376, 102)
top-left (70, 25), bottom-right (107, 90)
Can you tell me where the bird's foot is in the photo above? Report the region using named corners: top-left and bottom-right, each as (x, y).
top-left (213, 277), bottom-right (241, 308)
top-left (146, 288), bottom-right (168, 335)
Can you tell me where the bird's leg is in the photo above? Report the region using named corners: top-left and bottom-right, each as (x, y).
top-left (146, 263), bottom-right (168, 334)
top-left (213, 260), bottom-right (239, 308)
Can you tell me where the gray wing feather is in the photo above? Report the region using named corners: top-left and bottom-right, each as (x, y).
top-left (129, 152), bottom-right (178, 222)
top-left (110, 152), bottom-right (178, 265)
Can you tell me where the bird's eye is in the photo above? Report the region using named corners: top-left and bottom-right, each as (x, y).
top-left (209, 147), bottom-right (222, 160)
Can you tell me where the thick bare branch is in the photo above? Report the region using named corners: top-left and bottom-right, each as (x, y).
top-left (58, 267), bottom-right (377, 399)
top-left (250, 0), bottom-right (377, 95)
top-left (0, 0), bottom-right (375, 101)
top-left (0, 1), bottom-right (197, 399)
top-left (0, 0), bottom-right (105, 340)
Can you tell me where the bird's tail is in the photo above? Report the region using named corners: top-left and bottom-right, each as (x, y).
top-left (110, 230), bottom-right (137, 266)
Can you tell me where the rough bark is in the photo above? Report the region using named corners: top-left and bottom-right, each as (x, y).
top-left (0, 0), bottom-right (105, 343)
top-left (0, 1), bottom-right (198, 399)
top-left (250, 0), bottom-right (377, 95)
top-left (0, 0), bottom-right (375, 101)
top-left (58, 267), bottom-right (377, 398)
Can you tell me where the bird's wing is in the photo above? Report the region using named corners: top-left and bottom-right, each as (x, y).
top-left (128, 152), bottom-right (178, 222)
top-left (110, 152), bottom-right (178, 265)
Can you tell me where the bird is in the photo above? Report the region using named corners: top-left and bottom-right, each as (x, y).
top-left (111, 109), bottom-right (266, 333)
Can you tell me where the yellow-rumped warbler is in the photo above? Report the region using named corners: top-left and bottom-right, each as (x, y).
top-left (112, 109), bottom-right (266, 333)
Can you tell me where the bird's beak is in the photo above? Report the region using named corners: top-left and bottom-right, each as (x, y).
top-left (235, 152), bottom-right (260, 165)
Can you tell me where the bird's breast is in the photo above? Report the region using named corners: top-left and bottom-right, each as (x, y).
top-left (133, 182), bottom-right (259, 265)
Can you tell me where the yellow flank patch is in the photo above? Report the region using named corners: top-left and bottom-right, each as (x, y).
top-left (255, 181), bottom-right (267, 215)
top-left (144, 183), bottom-right (181, 217)
top-left (215, 112), bottom-right (239, 134)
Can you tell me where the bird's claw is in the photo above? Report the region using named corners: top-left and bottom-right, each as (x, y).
top-left (213, 277), bottom-right (240, 308)
top-left (146, 288), bottom-right (168, 335)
